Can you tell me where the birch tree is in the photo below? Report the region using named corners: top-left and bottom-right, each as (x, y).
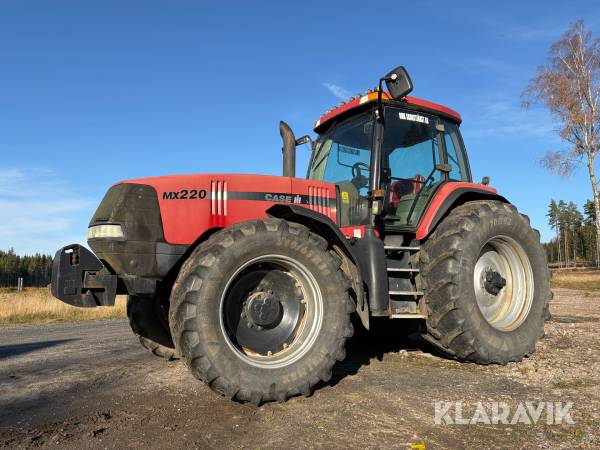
top-left (523, 20), bottom-right (600, 267)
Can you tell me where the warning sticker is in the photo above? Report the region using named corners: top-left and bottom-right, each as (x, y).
top-left (341, 191), bottom-right (350, 204)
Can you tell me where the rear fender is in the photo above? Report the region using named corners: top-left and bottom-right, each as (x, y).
top-left (416, 183), bottom-right (508, 240)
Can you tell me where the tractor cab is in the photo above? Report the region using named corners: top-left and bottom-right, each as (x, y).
top-left (308, 68), bottom-right (470, 230)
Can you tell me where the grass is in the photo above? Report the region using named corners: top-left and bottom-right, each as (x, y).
top-left (0, 288), bottom-right (126, 325)
top-left (551, 268), bottom-right (600, 290)
top-left (1, 266), bottom-right (595, 325)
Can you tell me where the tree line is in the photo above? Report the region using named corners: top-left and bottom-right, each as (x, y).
top-left (545, 199), bottom-right (598, 267)
top-left (0, 248), bottom-right (53, 288)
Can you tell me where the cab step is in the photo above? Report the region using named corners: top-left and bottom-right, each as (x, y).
top-left (389, 290), bottom-right (424, 296)
top-left (387, 267), bottom-right (420, 272)
top-left (389, 313), bottom-right (427, 319)
top-left (384, 245), bottom-right (420, 252)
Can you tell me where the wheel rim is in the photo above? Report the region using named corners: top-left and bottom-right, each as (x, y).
top-left (473, 235), bottom-right (534, 331)
top-left (219, 255), bottom-right (323, 368)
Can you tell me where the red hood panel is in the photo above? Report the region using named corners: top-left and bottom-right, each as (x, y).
top-left (117, 174), bottom-right (337, 244)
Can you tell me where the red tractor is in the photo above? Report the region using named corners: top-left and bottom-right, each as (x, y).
top-left (51, 67), bottom-right (551, 404)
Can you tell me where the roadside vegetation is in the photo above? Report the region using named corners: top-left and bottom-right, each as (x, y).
top-left (551, 268), bottom-right (600, 290)
top-left (545, 199), bottom-right (599, 268)
top-left (0, 248), bottom-right (52, 287)
top-left (0, 288), bottom-right (126, 325)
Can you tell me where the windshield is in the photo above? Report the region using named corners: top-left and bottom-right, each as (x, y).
top-left (308, 112), bottom-right (373, 226)
top-left (308, 112), bottom-right (373, 194)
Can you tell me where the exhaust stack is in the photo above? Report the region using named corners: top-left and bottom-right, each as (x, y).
top-left (279, 121), bottom-right (296, 178)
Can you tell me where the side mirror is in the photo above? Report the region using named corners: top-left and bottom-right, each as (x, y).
top-left (384, 66), bottom-right (413, 100)
top-left (295, 135), bottom-right (312, 146)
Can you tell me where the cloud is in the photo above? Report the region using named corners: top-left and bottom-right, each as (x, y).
top-left (321, 82), bottom-right (352, 101)
top-left (498, 27), bottom-right (563, 41)
top-left (0, 167), bottom-right (92, 255)
top-left (461, 97), bottom-right (555, 140)
top-left (469, 58), bottom-right (523, 76)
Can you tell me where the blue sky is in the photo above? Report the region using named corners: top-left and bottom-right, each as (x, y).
top-left (1, 1), bottom-right (599, 255)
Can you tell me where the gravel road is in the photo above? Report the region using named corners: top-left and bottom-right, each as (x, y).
top-left (1, 288), bottom-right (599, 449)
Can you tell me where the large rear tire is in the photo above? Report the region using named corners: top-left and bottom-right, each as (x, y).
top-left (127, 295), bottom-right (178, 360)
top-left (419, 200), bottom-right (551, 364)
top-left (169, 219), bottom-right (354, 404)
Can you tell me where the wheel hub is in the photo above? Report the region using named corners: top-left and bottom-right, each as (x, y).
top-left (484, 269), bottom-right (506, 296)
top-left (221, 265), bottom-right (310, 359)
top-left (473, 237), bottom-right (534, 331)
top-left (244, 291), bottom-right (283, 328)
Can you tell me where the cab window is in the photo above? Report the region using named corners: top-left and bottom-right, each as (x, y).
top-left (382, 107), bottom-right (441, 227)
top-left (444, 122), bottom-right (469, 181)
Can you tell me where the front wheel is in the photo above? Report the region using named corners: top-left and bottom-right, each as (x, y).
top-left (169, 219), bottom-right (354, 404)
top-left (419, 200), bottom-right (551, 364)
top-left (127, 295), bottom-right (178, 360)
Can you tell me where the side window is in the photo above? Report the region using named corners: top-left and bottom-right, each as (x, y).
top-left (444, 123), bottom-right (469, 181)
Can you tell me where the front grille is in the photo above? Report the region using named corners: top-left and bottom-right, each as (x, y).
top-left (210, 180), bottom-right (228, 216)
top-left (308, 186), bottom-right (330, 215)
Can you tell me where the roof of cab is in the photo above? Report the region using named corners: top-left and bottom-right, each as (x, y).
top-left (313, 91), bottom-right (462, 133)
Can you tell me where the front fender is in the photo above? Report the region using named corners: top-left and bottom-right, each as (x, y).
top-left (266, 204), bottom-right (369, 329)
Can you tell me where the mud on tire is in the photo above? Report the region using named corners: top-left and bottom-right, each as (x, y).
top-left (169, 219), bottom-right (354, 404)
top-left (419, 200), bottom-right (551, 364)
top-left (127, 295), bottom-right (178, 360)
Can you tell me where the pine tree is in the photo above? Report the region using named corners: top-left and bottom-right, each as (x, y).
top-left (0, 249), bottom-right (54, 288)
top-left (547, 200), bottom-right (562, 266)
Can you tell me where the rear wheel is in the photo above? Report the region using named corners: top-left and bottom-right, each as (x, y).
top-left (169, 219), bottom-right (354, 404)
top-left (127, 295), bottom-right (178, 360)
top-left (419, 200), bottom-right (551, 364)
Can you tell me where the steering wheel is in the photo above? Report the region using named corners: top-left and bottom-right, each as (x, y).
top-left (352, 162), bottom-right (370, 179)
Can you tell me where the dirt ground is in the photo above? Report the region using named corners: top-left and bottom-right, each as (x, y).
top-left (1, 288), bottom-right (599, 449)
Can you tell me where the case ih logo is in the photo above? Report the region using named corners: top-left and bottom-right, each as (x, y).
top-left (264, 193), bottom-right (302, 204)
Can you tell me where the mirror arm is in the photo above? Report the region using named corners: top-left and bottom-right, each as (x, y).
top-left (295, 135), bottom-right (313, 147)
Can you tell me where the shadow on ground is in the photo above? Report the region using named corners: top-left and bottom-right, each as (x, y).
top-left (0, 339), bottom-right (77, 360)
top-left (326, 318), bottom-right (448, 387)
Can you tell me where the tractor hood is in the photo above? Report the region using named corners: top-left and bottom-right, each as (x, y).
top-left (93, 174), bottom-right (337, 246)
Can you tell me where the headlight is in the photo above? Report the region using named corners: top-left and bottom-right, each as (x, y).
top-left (87, 224), bottom-right (124, 239)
